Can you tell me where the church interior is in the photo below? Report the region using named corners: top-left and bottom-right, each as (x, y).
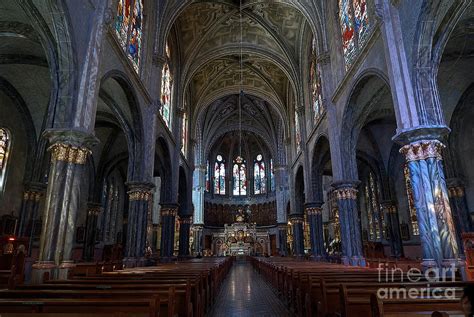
top-left (0, 0), bottom-right (473, 316)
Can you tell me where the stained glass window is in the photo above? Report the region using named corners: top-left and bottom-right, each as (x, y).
top-left (233, 156), bottom-right (247, 196)
top-left (115, 0), bottom-right (143, 71)
top-left (295, 111), bottom-right (301, 153)
top-left (338, 0), bottom-right (370, 68)
top-left (205, 160), bottom-right (210, 192)
top-left (404, 164), bottom-right (419, 236)
top-left (0, 128), bottom-right (11, 192)
top-left (310, 37), bottom-right (324, 122)
top-left (254, 154), bottom-right (266, 195)
top-left (214, 155), bottom-right (225, 195)
top-left (353, 0), bottom-right (369, 45)
top-left (181, 112), bottom-right (187, 154)
top-left (161, 44), bottom-right (172, 128)
top-left (270, 158), bottom-right (275, 192)
top-left (363, 172), bottom-right (385, 241)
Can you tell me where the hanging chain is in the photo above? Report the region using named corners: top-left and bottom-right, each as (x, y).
top-left (239, 0), bottom-right (243, 159)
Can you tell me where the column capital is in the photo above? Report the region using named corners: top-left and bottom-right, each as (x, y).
top-left (447, 177), bottom-right (465, 198)
top-left (331, 181), bottom-right (359, 200)
top-left (192, 224), bottom-right (204, 230)
top-left (43, 129), bottom-right (98, 165)
top-left (295, 106), bottom-right (305, 115)
top-left (179, 216), bottom-right (193, 224)
top-left (87, 202), bottom-right (103, 216)
top-left (400, 139), bottom-right (445, 162)
top-left (316, 52), bottom-right (330, 65)
top-left (288, 215), bottom-right (304, 224)
top-left (160, 203), bottom-right (179, 217)
top-left (126, 182), bottom-right (154, 201)
top-left (380, 201), bottom-right (397, 214)
top-left (152, 54), bottom-right (166, 67)
top-left (393, 126), bottom-right (450, 145)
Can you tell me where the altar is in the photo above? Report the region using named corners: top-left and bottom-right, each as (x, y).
top-left (211, 208), bottom-right (270, 256)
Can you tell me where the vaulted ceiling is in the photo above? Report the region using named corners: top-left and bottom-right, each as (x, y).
top-left (170, 0), bottom-right (313, 159)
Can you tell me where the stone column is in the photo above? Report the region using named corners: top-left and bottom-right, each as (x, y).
top-left (333, 182), bottom-right (365, 266)
top-left (192, 165), bottom-right (205, 225)
top-left (192, 224), bottom-right (204, 254)
top-left (305, 202), bottom-right (326, 260)
top-left (123, 182), bottom-right (154, 267)
top-left (289, 215), bottom-right (305, 257)
top-left (160, 204), bottom-right (178, 258)
top-left (18, 183), bottom-right (45, 238)
top-left (32, 130), bottom-right (97, 282)
top-left (447, 178), bottom-right (472, 253)
top-left (82, 203), bottom-right (102, 261)
top-left (277, 223), bottom-right (288, 256)
top-left (400, 140), bottom-right (460, 269)
top-left (178, 216), bottom-right (192, 257)
top-left (381, 201), bottom-right (404, 258)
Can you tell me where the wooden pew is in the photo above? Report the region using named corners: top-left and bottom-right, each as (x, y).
top-left (370, 293), bottom-right (464, 317)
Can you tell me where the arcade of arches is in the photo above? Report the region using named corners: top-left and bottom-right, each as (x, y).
top-left (0, 0), bottom-right (474, 312)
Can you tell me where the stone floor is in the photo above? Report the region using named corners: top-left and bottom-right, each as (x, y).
top-left (208, 259), bottom-right (291, 317)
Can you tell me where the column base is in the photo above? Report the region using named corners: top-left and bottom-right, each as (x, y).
top-left (57, 261), bottom-right (76, 280)
top-left (310, 255), bottom-right (325, 262)
top-left (441, 258), bottom-right (462, 280)
top-left (123, 257), bottom-right (138, 268)
top-left (421, 258), bottom-right (438, 272)
top-left (31, 261), bottom-right (56, 284)
top-left (341, 256), bottom-right (350, 265)
top-left (350, 256), bottom-right (366, 267)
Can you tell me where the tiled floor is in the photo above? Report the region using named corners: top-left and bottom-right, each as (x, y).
top-left (208, 259), bottom-right (291, 317)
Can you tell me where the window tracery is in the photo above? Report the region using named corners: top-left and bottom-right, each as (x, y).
top-left (214, 155), bottom-right (226, 195)
top-left (115, 0), bottom-right (143, 71)
top-left (254, 154), bottom-right (266, 195)
top-left (160, 44), bottom-right (172, 128)
top-left (0, 128), bottom-right (11, 192)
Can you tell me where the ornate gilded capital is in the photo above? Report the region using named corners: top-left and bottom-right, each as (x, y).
top-left (87, 206), bottom-right (103, 216)
top-left (161, 207), bottom-right (178, 217)
top-left (23, 191), bottom-right (42, 201)
top-left (179, 216), bottom-right (193, 224)
top-left (289, 216), bottom-right (304, 224)
top-left (48, 143), bottom-right (92, 164)
top-left (448, 186), bottom-right (465, 198)
top-left (128, 189), bottom-right (153, 201)
top-left (334, 187), bottom-right (358, 200)
top-left (126, 182), bottom-right (154, 201)
top-left (306, 207), bottom-right (322, 216)
top-left (400, 140), bottom-right (445, 162)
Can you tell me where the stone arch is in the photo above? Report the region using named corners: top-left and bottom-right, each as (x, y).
top-left (154, 136), bottom-right (173, 203)
top-left (340, 70), bottom-right (392, 180)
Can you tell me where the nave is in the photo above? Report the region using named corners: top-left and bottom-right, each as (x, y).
top-left (209, 259), bottom-right (290, 317)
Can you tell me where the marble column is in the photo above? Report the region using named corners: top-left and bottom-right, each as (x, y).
top-left (400, 140), bottom-right (459, 269)
top-left (289, 215), bottom-right (305, 257)
top-left (32, 130), bottom-right (97, 282)
top-left (192, 224), bottom-right (204, 254)
top-left (277, 223), bottom-right (288, 256)
top-left (123, 182), bottom-right (154, 267)
top-left (447, 178), bottom-right (472, 253)
top-left (82, 203), bottom-right (102, 261)
top-left (333, 182), bottom-right (365, 266)
top-left (178, 215), bottom-right (192, 257)
top-left (160, 204), bottom-right (179, 258)
top-left (18, 183), bottom-right (45, 238)
top-left (381, 201), bottom-right (404, 258)
top-left (305, 202), bottom-right (326, 260)
top-left (192, 165), bottom-right (206, 225)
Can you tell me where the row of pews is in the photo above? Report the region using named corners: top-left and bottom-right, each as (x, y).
top-left (0, 257), bottom-right (233, 317)
top-left (250, 257), bottom-right (468, 317)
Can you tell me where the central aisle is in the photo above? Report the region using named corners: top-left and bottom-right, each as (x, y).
top-left (208, 259), bottom-right (290, 317)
